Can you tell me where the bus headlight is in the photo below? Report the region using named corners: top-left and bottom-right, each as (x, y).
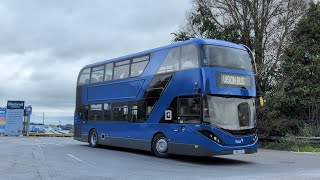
top-left (252, 134), bottom-right (258, 142)
top-left (198, 130), bottom-right (223, 145)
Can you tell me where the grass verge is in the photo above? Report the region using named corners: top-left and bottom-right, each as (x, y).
top-left (259, 140), bottom-right (320, 153)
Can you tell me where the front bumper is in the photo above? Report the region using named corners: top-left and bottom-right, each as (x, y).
top-left (168, 139), bottom-right (258, 157)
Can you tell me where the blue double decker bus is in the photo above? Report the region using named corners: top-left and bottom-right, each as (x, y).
top-left (74, 38), bottom-right (258, 157)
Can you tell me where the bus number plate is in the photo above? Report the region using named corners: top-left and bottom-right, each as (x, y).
top-left (233, 149), bottom-right (245, 154)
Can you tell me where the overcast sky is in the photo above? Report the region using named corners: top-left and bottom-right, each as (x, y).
top-left (0, 0), bottom-right (192, 125)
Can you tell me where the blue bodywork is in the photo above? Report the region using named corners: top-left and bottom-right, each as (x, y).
top-left (74, 38), bottom-right (258, 156)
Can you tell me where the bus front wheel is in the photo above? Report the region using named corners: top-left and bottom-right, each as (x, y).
top-left (89, 129), bottom-right (99, 148)
top-left (152, 133), bottom-right (169, 158)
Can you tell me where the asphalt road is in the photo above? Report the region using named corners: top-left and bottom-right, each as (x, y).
top-left (0, 137), bottom-right (319, 180)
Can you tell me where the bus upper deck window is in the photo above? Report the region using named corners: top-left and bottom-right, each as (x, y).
top-left (131, 55), bottom-right (149, 77)
top-left (105, 63), bottom-right (113, 81)
top-left (114, 60), bottom-right (130, 80)
top-left (91, 66), bottom-right (104, 84)
top-left (180, 45), bottom-right (199, 70)
top-left (78, 68), bottom-right (91, 86)
top-left (157, 48), bottom-right (180, 74)
top-left (157, 44), bottom-right (199, 74)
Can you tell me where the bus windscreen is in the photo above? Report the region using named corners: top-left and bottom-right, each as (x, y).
top-left (204, 45), bottom-right (253, 71)
top-left (203, 95), bottom-right (256, 130)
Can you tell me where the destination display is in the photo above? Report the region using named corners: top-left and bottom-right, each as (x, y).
top-left (4, 101), bottom-right (25, 136)
top-left (0, 108), bottom-right (6, 133)
top-left (217, 73), bottom-right (252, 88)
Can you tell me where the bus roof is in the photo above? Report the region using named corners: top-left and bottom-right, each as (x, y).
top-left (85, 38), bottom-right (247, 68)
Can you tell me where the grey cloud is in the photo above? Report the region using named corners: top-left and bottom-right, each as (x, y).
top-left (0, 0), bottom-right (191, 124)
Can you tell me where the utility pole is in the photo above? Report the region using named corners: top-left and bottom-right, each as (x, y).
top-left (43, 112), bottom-right (44, 125)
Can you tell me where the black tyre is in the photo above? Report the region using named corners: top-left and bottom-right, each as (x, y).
top-left (89, 129), bottom-right (99, 148)
top-left (152, 133), bottom-right (169, 158)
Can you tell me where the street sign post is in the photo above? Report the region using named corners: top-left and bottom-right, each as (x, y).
top-left (24, 105), bottom-right (32, 136)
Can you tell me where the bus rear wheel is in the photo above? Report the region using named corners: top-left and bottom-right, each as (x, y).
top-left (152, 133), bottom-right (169, 158)
top-left (89, 129), bottom-right (99, 148)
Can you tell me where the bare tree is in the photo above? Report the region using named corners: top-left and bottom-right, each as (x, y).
top-left (174, 0), bottom-right (308, 93)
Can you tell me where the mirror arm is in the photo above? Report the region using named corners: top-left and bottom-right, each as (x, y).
top-left (240, 44), bottom-right (258, 75)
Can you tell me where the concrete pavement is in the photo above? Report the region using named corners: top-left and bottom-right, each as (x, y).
top-left (0, 137), bottom-right (319, 180)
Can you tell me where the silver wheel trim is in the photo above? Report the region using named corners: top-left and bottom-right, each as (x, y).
top-left (91, 132), bottom-right (97, 146)
top-left (156, 138), bottom-right (168, 154)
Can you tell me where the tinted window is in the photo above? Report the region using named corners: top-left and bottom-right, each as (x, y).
top-left (238, 102), bottom-right (250, 127)
top-left (89, 104), bottom-right (103, 121)
top-left (114, 64), bottom-right (130, 80)
top-left (177, 96), bottom-right (201, 124)
top-left (131, 61), bottom-right (148, 77)
top-left (90, 66), bottom-right (104, 83)
top-left (180, 45), bottom-right (199, 70)
top-left (105, 63), bottom-right (113, 81)
top-left (129, 100), bottom-right (146, 123)
top-left (78, 68), bottom-right (91, 85)
top-left (83, 105), bottom-right (89, 121)
top-left (157, 47), bottom-right (180, 74)
top-left (114, 60), bottom-right (130, 80)
top-left (103, 103), bottom-right (112, 121)
top-left (112, 102), bottom-right (128, 121)
top-left (204, 45), bottom-right (253, 71)
top-left (115, 60), bottom-right (130, 66)
top-left (146, 98), bottom-right (158, 117)
top-left (178, 97), bottom-right (201, 116)
top-left (133, 55), bottom-right (149, 63)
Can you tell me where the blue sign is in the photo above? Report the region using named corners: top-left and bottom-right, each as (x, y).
top-left (25, 105), bottom-right (32, 116)
top-left (0, 108), bottom-right (6, 133)
top-left (5, 101), bottom-right (25, 136)
top-left (7, 101), bottom-right (25, 109)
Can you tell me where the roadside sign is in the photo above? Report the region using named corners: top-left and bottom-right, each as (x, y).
top-left (4, 101), bottom-right (25, 136)
top-left (0, 108), bottom-right (6, 133)
top-left (25, 105), bottom-right (32, 116)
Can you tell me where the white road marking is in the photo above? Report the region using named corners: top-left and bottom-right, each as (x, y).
top-left (67, 154), bottom-right (84, 162)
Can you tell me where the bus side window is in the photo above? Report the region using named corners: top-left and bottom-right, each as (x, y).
top-left (112, 102), bottom-right (129, 121)
top-left (131, 55), bottom-right (149, 77)
top-left (103, 103), bottom-right (112, 121)
top-left (91, 66), bottom-right (104, 84)
top-left (105, 63), bottom-right (113, 81)
top-left (83, 105), bottom-right (89, 121)
top-left (129, 100), bottom-right (146, 123)
top-left (78, 68), bottom-right (91, 86)
top-left (180, 44), bottom-right (199, 70)
top-left (77, 106), bottom-right (83, 119)
top-left (146, 98), bottom-right (158, 117)
top-left (157, 47), bottom-right (180, 74)
top-left (89, 104), bottom-right (103, 121)
top-left (114, 60), bottom-right (130, 80)
top-left (177, 96), bottom-right (201, 124)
